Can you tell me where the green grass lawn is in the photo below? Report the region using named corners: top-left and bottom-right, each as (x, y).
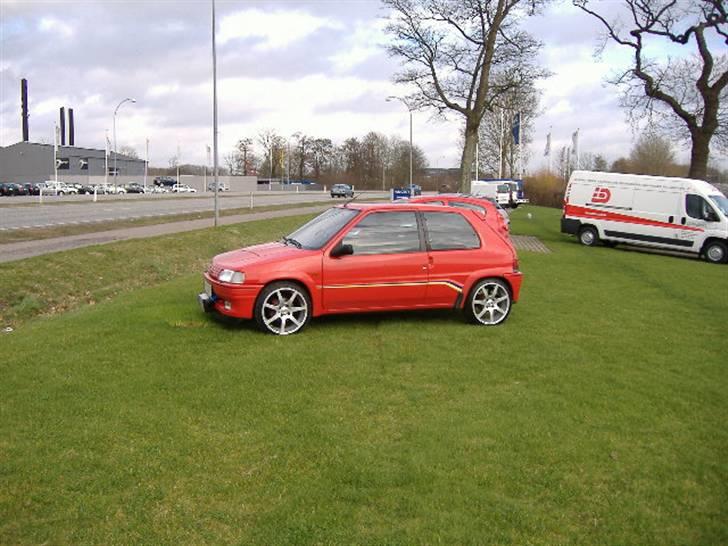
top-left (1, 206), bottom-right (727, 544)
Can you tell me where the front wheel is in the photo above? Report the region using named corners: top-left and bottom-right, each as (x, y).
top-left (254, 282), bottom-right (311, 335)
top-left (703, 240), bottom-right (728, 264)
top-left (579, 226), bottom-right (599, 246)
top-left (465, 278), bottom-right (512, 326)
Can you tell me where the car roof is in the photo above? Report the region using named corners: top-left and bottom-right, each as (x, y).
top-left (338, 202), bottom-right (479, 213)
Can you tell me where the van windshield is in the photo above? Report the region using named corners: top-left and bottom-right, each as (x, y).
top-left (710, 195), bottom-right (728, 216)
top-left (497, 184), bottom-right (510, 193)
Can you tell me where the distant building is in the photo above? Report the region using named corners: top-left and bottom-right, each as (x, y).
top-left (0, 141), bottom-right (145, 183)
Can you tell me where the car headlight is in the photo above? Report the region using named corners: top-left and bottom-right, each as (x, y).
top-left (218, 269), bottom-right (245, 284)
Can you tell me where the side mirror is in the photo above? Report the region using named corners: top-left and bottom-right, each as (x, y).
top-left (331, 242), bottom-right (354, 258)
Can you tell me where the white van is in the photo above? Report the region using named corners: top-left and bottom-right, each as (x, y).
top-left (471, 180), bottom-right (511, 207)
top-left (561, 170), bottom-right (728, 264)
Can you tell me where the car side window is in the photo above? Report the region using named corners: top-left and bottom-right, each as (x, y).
top-left (342, 212), bottom-right (421, 255)
top-left (449, 201), bottom-right (486, 216)
top-left (423, 212), bottom-right (481, 251)
top-left (686, 194), bottom-right (719, 221)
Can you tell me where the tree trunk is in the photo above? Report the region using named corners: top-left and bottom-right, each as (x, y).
top-left (688, 130), bottom-right (710, 180)
top-left (459, 118), bottom-right (479, 193)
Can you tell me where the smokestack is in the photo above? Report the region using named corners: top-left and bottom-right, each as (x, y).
top-left (60, 107), bottom-right (66, 146)
top-left (68, 108), bottom-right (75, 146)
top-left (21, 79), bottom-right (29, 141)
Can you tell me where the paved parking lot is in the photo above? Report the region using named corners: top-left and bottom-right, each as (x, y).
top-left (0, 191), bottom-right (388, 231)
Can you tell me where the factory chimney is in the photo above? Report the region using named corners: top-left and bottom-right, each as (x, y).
top-left (68, 108), bottom-right (75, 146)
top-left (21, 79), bottom-right (29, 141)
top-left (59, 107), bottom-right (66, 146)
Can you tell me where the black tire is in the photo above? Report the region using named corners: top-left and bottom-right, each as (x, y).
top-left (464, 278), bottom-right (512, 326)
top-left (703, 240), bottom-right (728, 264)
top-left (579, 226), bottom-right (599, 247)
top-left (254, 281), bottom-right (312, 335)
top-left (603, 241), bottom-right (618, 248)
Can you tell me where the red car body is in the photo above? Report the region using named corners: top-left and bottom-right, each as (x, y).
top-left (200, 203), bottom-right (523, 334)
top-left (409, 194), bottom-right (510, 236)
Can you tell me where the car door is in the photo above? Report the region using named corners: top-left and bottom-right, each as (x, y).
top-left (322, 211), bottom-right (428, 311)
top-left (681, 194), bottom-right (718, 250)
top-left (420, 211), bottom-right (487, 306)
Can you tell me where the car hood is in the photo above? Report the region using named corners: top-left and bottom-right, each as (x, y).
top-left (212, 242), bottom-right (313, 270)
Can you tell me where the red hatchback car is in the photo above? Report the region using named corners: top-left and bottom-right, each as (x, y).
top-left (409, 194), bottom-right (510, 235)
top-left (199, 203), bottom-right (523, 335)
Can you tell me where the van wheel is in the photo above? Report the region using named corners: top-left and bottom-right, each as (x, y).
top-left (703, 240), bottom-right (728, 264)
top-left (579, 226), bottom-right (599, 247)
top-left (465, 278), bottom-right (512, 326)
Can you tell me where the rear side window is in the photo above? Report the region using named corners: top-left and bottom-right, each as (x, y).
top-left (423, 212), bottom-right (480, 251)
top-left (449, 201), bottom-right (486, 216)
top-left (343, 212), bottom-right (421, 255)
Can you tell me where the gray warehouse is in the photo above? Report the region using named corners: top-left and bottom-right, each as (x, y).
top-left (0, 141), bottom-right (145, 184)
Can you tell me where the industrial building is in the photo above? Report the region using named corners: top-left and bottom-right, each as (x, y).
top-left (0, 141), bottom-right (145, 184)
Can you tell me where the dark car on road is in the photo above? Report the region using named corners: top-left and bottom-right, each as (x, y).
top-left (330, 184), bottom-right (354, 198)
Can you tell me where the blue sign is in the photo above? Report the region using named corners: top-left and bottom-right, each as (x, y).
top-left (392, 188), bottom-right (411, 200)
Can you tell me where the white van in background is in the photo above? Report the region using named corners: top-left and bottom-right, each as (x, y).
top-left (471, 180), bottom-right (511, 207)
top-left (561, 171), bottom-right (728, 264)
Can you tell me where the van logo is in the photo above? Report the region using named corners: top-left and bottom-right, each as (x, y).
top-left (592, 187), bottom-right (611, 203)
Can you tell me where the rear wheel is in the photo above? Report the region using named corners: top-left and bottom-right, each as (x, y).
top-left (465, 278), bottom-right (512, 326)
top-left (254, 281), bottom-right (311, 335)
top-left (703, 240), bottom-right (728, 264)
top-left (579, 226), bottom-right (599, 246)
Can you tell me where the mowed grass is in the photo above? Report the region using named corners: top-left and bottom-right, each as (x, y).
top-left (1, 207), bottom-right (727, 544)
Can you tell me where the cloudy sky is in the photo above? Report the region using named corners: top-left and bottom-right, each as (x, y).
top-left (1, 0), bottom-right (723, 171)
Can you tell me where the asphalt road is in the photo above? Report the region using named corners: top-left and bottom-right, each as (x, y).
top-left (0, 191), bottom-right (389, 230)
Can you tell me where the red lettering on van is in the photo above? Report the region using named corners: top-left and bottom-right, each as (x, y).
top-left (592, 187), bottom-right (611, 203)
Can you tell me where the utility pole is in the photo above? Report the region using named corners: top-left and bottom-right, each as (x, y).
top-left (144, 138), bottom-right (149, 191)
top-left (212, 0), bottom-right (220, 226)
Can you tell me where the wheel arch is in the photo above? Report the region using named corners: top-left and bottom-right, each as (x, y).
top-left (256, 276), bottom-right (319, 316)
top-left (460, 272), bottom-right (514, 309)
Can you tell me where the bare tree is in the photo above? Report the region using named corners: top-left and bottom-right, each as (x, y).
top-left (235, 138), bottom-right (256, 176)
top-left (574, 0), bottom-right (727, 180)
top-left (257, 129), bottom-right (285, 179)
top-left (384, 0), bottom-right (548, 192)
top-left (477, 75), bottom-right (541, 178)
top-left (118, 145), bottom-right (139, 159)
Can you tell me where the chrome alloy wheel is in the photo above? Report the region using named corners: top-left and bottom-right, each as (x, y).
top-left (261, 287), bottom-right (309, 335)
top-left (471, 281), bottom-right (511, 325)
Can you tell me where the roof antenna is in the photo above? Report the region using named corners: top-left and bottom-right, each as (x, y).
top-left (343, 191), bottom-right (361, 207)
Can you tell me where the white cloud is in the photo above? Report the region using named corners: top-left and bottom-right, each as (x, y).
top-left (38, 17), bottom-right (73, 38)
top-left (329, 19), bottom-right (387, 73)
top-left (219, 8), bottom-right (342, 51)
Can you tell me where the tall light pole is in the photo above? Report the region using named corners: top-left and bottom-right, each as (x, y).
top-left (113, 97), bottom-right (135, 183)
top-left (386, 96), bottom-right (414, 193)
top-left (212, 0), bottom-right (220, 226)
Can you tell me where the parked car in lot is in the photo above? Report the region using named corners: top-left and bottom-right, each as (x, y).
top-left (154, 176), bottom-right (177, 187)
top-left (1, 183), bottom-right (28, 196)
top-left (23, 183), bottom-right (41, 196)
top-left (207, 182), bottom-right (229, 192)
top-left (172, 183), bottom-right (197, 193)
top-left (40, 181), bottom-right (78, 195)
top-left (411, 184), bottom-right (422, 196)
top-left (199, 202), bottom-right (523, 335)
top-left (330, 184), bottom-right (354, 198)
top-left (125, 182), bottom-right (147, 194)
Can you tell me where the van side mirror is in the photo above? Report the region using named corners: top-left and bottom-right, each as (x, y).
top-left (331, 242), bottom-right (354, 258)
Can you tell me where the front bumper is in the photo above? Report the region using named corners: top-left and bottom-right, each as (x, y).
top-left (198, 273), bottom-right (261, 319)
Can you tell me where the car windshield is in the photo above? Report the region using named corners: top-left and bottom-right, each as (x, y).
top-left (285, 207), bottom-right (359, 249)
top-left (709, 195), bottom-right (728, 216)
top-left (497, 184), bottom-right (510, 193)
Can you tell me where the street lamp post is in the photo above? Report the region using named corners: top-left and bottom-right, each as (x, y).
top-left (113, 97), bottom-right (136, 184)
top-left (386, 96), bottom-right (414, 194)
